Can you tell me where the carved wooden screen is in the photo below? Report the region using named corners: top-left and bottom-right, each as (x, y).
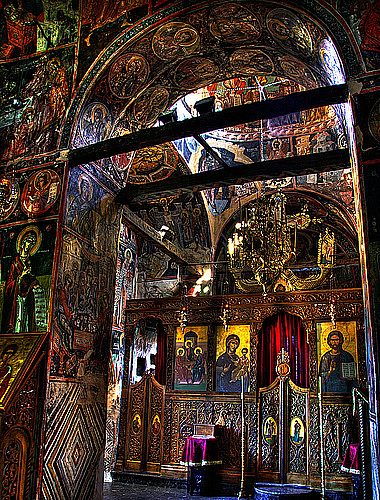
top-left (145, 376), bottom-right (165, 472)
top-left (258, 379), bottom-right (280, 477)
top-left (0, 428), bottom-right (29, 499)
top-left (125, 374), bottom-right (165, 472)
top-left (288, 380), bottom-right (309, 481)
top-left (258, 377), bottom-right (309, 483)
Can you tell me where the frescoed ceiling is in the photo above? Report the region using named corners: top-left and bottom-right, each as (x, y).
top-left (60, 1), bottom-right (358, 296)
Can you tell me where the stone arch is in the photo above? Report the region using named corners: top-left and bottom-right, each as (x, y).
top-left (60, 0), bottom-right (361, 153)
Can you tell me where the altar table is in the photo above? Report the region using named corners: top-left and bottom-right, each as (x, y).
top-left (181, 436), bottom-right (222, 495)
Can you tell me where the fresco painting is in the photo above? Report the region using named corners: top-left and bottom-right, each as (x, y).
top-left (0, 221), bottom-right (56, 334)
top-left (0, 50), bottom-right (73, 160)
top-left (0, 166), bottom-right (63, 224)
top-left (0, 0), bottom-right (376, 498)
top-left (174, 326), bottom-right (208, 391)
top-left (0, 0), bottom-right (78, 61)
top-left (104, 222), bottom-right (137, 481)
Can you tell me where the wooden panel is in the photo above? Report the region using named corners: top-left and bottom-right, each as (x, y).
top-left (146, 376), bottom-right (165, 473)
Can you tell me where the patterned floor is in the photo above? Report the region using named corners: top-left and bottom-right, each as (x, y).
top-left (103, 482), bottom-right (236, 499)
top-left (103, 482), bottom-right (357, 499)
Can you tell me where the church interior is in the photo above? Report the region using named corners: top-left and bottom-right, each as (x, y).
top-left (0, 0), bottom-right (380, 499)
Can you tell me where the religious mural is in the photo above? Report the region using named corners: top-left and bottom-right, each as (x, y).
top-left (317, 321), bottom-right (358, 393)
top-left (215, 325), bottom-right (250, 393)
top-left (0, 221), bottom-right (56, 334)
top-left (0, 0), bottom-right (78, 61)
top-left (0, 165), bottom-right (63, 224)
top-left (0, 333), bottom-right (45, 409)
top-left (174, 326), bottom-right (207, 391)
top-left (338, 0), bottom-right (380, 71)
top-left (104, 222), bottom-right (137, 481)
top-left (50, 166), bottom-right (120, 379)
top-left (0, 0), bottom-right (375, 497)
top-left (0, 49), bottom-right (73, 160)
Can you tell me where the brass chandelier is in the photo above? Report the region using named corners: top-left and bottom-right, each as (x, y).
top-left (227, 190), bottom-right (336, 295)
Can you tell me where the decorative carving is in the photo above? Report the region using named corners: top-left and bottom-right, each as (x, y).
top-left (259, 384), bottom-right (280, 472)
top-left (124, 289), bottom-right (363, 325)
top-left (213, 401), bottom-right (243, 469)
top-left (1, 439), bottom-right (23, 499)
top-left (288, 383), bottom-right (309, 474)
top-left (146, 377), bottom-right (165, 470)
top-left (250, 325), bottom-right (259, 393)
top-left (163, 398), bottom-right (172, 464)
top-left (309, 398), bottom-right (320, 475)
top-left (166, 325), bottom-right (175, 388)
top-left (119, 288), bottom-right (362, 486)
top-left (309, 331), bottom-right (318, 394)
top-left (0, 428), bottom-right (29, 500)
top-left (126, 378), bottom-right (146, 464)
top-left (321, 404), bottom-right (352, 474)
top-left (206, 325), bottom-right (215, 391)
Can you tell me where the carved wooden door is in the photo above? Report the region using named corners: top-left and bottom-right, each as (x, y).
top-left (125, 373), bottom-right (165, 473)
top-left (258, 376), bottom-right (310, 484)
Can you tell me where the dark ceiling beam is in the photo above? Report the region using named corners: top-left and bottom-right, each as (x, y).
top-left (68, 84), bottom-right (348, 168)
top-left (116, 148), bottom-right (350, 204)
top-left (124, 206), bottom-right (209, 274)
top-left (193, 134), bottom-right (230, 169)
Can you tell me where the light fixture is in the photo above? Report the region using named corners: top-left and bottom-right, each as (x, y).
top-left (177, 284), bottom-right (189, 333)
top-left (158, 109), bottom-right (177, 125)
top-left (329, 271), bottom-right (337, 328)
top-left (220, 276), bottom-right (232, 331)
top-left (220, 302), bottom-right (232, 331)
top-left (158, 224), bottom-right (170, 241)
top-left (227, 190), bottom-right (336, 295)
top-left (194, 96), bottom-right (215, 115)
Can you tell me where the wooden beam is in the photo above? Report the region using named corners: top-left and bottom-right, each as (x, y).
top-left (69, 84), bottom-right (348, 167)
top-left (123, 206), bottom-right (209, 272)
top-left (116, 148), bottom-right (350, 204)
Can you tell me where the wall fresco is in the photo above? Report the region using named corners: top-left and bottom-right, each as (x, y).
top-left (0, 49), bottom-right (74, 161)
top-left (0, 165), bottom-right (63, 224)
top-left (0, 220), bottom-right (56, 334)
top-left (104, 222), bottom-right (137, 481)
top-left (0, 0), bottom-right (78, 61)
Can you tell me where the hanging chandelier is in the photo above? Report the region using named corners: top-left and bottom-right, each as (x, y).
top-left (177, 284), bottom-right (189, 333)
top-left (227, 190), bottom-right (336, 295)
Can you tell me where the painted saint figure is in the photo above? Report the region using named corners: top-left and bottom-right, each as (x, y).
top-left (1, 226), bottom-right (43, 333)
top-left (216, 334), bottom-right (245, 392)
top-left (319, 330), bottom-right (357, 393)
top-left (230, 347), bottom-right (250, 390)
top-left (191, 347), bottom-right (205, 384)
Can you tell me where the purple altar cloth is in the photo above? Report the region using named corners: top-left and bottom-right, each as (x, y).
top-left (341, 443), bottom-right (360, 475)
top-left (180, 436), bottom-right (222, 466)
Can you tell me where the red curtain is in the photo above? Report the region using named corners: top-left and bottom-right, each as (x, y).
top-left (257, 312), bottom-right (308, 388)
top-left (155, 321), bottom-right (166, 385)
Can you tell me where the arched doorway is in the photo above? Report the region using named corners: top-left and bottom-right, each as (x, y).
top-left (124, 318), bottom-right (166, 473)
top-left (40, 1), bottom-right (370, 498)
top-left (257, 312), bottom-right (310, 484)
top-left (257, 312), bottom-right (309, 389)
